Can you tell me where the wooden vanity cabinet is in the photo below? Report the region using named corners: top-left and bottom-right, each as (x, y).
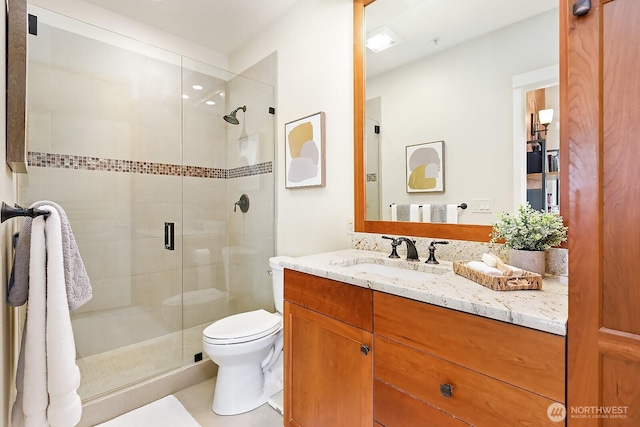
top-left (284, 270), bottom-right (567, 426)
top-left (374, 292), bottom-right (566, 426)
top-left (283, 270), bottom-right (373, 427)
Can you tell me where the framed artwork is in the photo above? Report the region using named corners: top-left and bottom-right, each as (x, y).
top-left (285, 112), bottom-right (326, 188)
top-left (406, 140), bottom-right (444, 193)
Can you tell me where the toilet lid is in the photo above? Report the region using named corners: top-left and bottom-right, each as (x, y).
top-left (203, 309), bottom-right (282, 345)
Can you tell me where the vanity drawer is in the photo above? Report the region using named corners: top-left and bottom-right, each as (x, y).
top-left (374, 379), bottom-right (468, 426)
top-left (285, 270), bottom-right (373, 331)
top-left (375, 336), bottom-right (560, 426)
top-left (374, 292), bottom-right (565, 401)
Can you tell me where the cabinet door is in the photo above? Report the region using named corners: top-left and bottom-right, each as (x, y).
top-left (567, 0), bottom-right (640, 425)
top-left (284, 301), bottom-right (373, 427)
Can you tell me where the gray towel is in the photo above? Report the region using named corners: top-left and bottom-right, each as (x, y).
top-left (430, 204), bottom-right (447, 223)
top-left (396, 204), bottom-right (411, 221)
top-left (7, 201), bottom-right (92, 310)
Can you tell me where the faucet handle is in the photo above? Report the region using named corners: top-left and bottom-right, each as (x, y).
top-left (382, 236), bottom-right (401, 258)
top-left (382, 235), bottom-right (398, 244)
top-left (426, 241), bottom-right (449, 264)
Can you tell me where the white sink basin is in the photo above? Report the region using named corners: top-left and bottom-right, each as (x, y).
top-left (343, 262), bottom-right (448, 281)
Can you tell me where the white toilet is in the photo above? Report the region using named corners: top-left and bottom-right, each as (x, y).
top-left (202, 256), bottom-right (292, 415)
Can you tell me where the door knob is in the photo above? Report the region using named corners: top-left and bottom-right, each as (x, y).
top-left (360, 345), bottom-right (370, 356)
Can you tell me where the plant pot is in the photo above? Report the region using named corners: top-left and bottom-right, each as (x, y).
top-left (509, 249), bottom-right (546, 276)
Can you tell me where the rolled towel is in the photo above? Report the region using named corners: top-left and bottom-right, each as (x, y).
top-left (481, 253), bottom-right (497, 268)
top-left (466, 261), bottom-right (503, 277)
top-left (506, 264), bottom-right (524, 277)
top-left (483, 253), bottom-right (513, 276)
top-left (481, 253), bottom-right (524, 277)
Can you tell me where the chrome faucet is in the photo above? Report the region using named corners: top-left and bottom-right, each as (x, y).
top-left (382, 236), bottom-right (420, 262)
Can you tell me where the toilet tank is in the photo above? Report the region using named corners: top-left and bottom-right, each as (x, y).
top-left (269, 256), bottom-right (294, 315)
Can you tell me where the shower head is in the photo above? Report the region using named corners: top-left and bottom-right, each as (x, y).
top-left (223, 105), bottom-right (247, 125)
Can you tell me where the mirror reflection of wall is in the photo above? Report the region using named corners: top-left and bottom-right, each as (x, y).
top-left (365, 0), bottom-right (558, 225)
top-left (365, 96), bottom-right (382, 220)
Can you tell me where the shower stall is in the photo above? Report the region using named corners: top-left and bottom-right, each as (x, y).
top-left (18, 6), bottom-right (276, 401)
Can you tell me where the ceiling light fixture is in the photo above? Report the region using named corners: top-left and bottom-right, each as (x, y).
top-left (192, 85), bottom-right (203, 90)
top-left (206, 100), bottom-right (215, 106)
top-left (182, 94), bottom-right (189, 99)
top-left (366, 25), bottom-right (402, 53)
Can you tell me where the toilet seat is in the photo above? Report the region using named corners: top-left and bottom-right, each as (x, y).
top-left (203, 309), bottom-right (281, 345)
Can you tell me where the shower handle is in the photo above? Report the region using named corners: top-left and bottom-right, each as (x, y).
top-left (164, 222), bottom-right (175, 250)
top-left (234, 194), bottom-right (250, 213)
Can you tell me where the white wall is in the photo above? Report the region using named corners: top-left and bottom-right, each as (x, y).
top-left (367, 9), bottom-right (558, 224)
top-left (230, 0), bottom-right (355, 257)
top-left (28, 0), bottom-right (227, 69)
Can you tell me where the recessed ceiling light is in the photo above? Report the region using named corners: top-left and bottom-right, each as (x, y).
top-left (182, 94), bottom-right (189, 99)
top-left (206, 100), bottom-right (216, 105)
top-left (192, 85), bottom-right (203, 90)
top-left (366, 26), bottom-right (402, 53)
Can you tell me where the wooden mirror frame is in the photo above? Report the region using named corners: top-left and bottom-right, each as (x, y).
top-left (353, 0), bottom-right (568, 243)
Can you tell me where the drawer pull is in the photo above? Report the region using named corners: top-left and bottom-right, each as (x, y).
top-left (360, 345), bottom-right (370, 356)
top-left (439, 383), bottom-right (453, 398)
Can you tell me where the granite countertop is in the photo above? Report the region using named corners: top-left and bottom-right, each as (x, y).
top-left (281, 249), bottom-right (568, 336)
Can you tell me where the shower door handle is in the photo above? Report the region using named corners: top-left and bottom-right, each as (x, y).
top-left (164, 222), bottom-right (175, 250)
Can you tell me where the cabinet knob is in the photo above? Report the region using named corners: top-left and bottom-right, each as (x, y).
top-left (360, 345), bottom-right (370, 356)
top-left (440, 383), bottom-right (453, 398)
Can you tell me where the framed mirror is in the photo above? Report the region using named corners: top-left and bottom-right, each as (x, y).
top-left (353, 0), bottom-right (564, 242)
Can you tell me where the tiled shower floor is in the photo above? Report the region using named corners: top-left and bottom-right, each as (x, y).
top-left (77, 323), bottom-right (208, 399)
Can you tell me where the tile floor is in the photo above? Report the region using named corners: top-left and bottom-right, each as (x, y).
top-left (77, 323), bottom-right (207, 399)
top-left (173, 377), bottom-right (284, 427)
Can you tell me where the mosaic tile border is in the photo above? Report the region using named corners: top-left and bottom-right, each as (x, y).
top-left (27, 152), bottom-right (272, 179)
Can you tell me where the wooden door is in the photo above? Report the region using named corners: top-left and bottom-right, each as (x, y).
top-left (566, 0), bottom-right (640, 425)
top-left (284, 301), bottom-right (373, 427)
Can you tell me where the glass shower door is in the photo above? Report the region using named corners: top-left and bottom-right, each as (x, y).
top-left (180, 57), bottom-right (276, 365)
top-left (20, 6), bottom-right (184, 400)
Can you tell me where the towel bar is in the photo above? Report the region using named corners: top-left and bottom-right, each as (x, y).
top-left (1, 202), bottom-right (50, 223)
top-left (390, 202), bottom-right (468, 209)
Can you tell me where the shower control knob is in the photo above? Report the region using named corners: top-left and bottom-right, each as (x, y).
top-left (360, 345), bottom-right (370, 356)
top-left (234, 194), bottom-right (250, 213)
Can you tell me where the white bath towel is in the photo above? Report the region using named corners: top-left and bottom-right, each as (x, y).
top-left (12, 207), bottom-right (82, 427)
top-left (421, 205), bottom-right (431, 222)
top-left (409, 204), bottom-right (420, 222)
top-left (446, 204), bottom-right (459, 224)
top-left (8, 200), bottom-right (92, 310)
top-left (13, 213), bottom-right (50, 427)
top-left (390, 204), bottom-right (398, 221)
top-left (43, 207), bottom-right (82, 426)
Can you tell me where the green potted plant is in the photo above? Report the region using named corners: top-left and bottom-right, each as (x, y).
top-left (490, 202), bottom-right (568, 275)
